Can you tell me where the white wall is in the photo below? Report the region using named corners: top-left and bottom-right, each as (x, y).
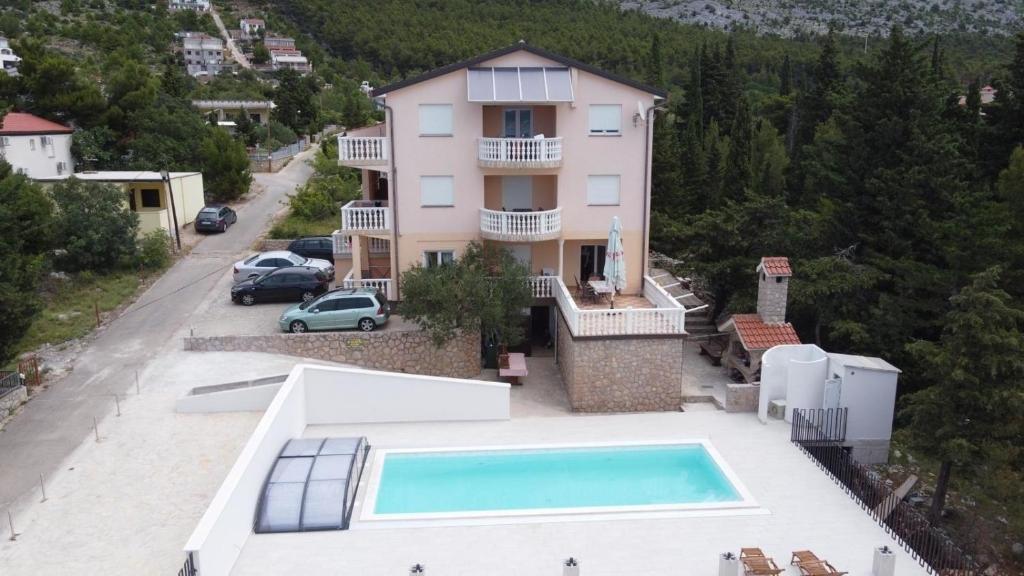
top-left (830, 358), bottom-right (898, 444)
top-left (758, 344), bottom-right (828, 423)
top-left (183, 364), bottom-right (510, 576)
top-left (175, 383), bottom-right (282, 413)
top-left (304, 366), bottom-right (510, 424)
top-left (2, 133), bottom-right (73, 178)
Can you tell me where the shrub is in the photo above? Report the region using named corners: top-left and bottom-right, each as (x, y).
top-left (136, 229), bottom-right (171, 270)
top-left (50, 177), bottom-right (138, 272)
top-left (288, 183), bottom-right (336, 220)
top-left (200, 128), bottom-right (252, 201)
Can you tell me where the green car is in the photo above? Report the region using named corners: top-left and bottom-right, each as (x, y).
top-left (279, 288), bottom-right (390, 333)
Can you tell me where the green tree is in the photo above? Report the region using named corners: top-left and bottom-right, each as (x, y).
top-left (400, 242), bottom-right (531, 347)
top-left (0, 161), bottom-right (55, 361)
top-left (51, 178), bottom-right (138, 272)
top-left (750, 119), bottom-right (788, 197)
top-left (251, 43), bottom-right (270, 65)
top-left (645, 32), bottom-right (664, 88)
top-left (199, 128), bottom-right (252, 201)
top-left (779, 54), bottom-right (793, 96)
top-left (273, 69), bottom-right (320, 135)
top-left (901, 268), bottom-right (1024, 521)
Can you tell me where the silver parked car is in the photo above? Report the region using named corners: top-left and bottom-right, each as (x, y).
top-left (232, 250), bottom-right (334, 283)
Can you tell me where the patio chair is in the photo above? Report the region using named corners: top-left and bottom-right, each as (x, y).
top-left (741, 555), bottom-right (784, 576)
top-left (740, 548), bottom-right (766, 559)
top-left (797, 560), bottom-right (848, 576)
top-left (791, 550), bottom-right (821, 566)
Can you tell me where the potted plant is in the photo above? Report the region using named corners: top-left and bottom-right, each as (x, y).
top-left (719, 552), bottom-right (739, 576)
top-left (872, 546), bottom-right (895, 576)
top-left (563, 557), bottom-right (579, 576)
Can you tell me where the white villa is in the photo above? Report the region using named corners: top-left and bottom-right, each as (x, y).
top-left (0, 112), bottom-right (74, 178)
top-left (0, 37), bottom-right (20, 76)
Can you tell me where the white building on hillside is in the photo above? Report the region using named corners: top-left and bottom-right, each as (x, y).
top-left (183, 34), bottom-right (226, 77)
top-left (0, 37), bottom-right (20, 75)
top-left (169, 0), bottom-right (210, 11)
top-left (239, 18), bottom-right (265, 39)
top-left (0, 112), bottom-right (74, 178)
top-left (270, 50), bottom-right (311, 74)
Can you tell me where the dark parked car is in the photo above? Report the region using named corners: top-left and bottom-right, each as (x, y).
top-left (231, 266), bottom-right (330, 306)
top-left (287, 236), bottom-right (334, 261)
top-left (195, 205), bottom-right (237, 233)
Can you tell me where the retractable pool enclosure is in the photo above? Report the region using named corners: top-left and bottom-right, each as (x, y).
top-left (255, 437), bottom-right (370, 533)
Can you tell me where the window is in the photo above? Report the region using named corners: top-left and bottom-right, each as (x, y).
top-left (586, 175), bottom-right (620, 205)
top-left (140, 189), bottom-right (161, 208)
top-left (423, 251), bottom-right (454, 268)
top-left (418, 104), bottom-right (453, 136)
top-left (589, 105), bottom-right (621, 135)
top-left (29, 139), bottom-right (35, 151)
top-left (420, 176), bottom-right (454, 207)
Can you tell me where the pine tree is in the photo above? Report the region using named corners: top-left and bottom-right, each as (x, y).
top-left (723, 97), bottom-right (753, 200)
top-left (704, 120), bottom-right (725, 208)
top-left (645, 32), bottom-right (665, 88)
top-left (779, 54), bottom-right (793, 96)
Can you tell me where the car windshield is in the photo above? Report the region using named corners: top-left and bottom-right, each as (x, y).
top-left (200, 208), bottom-right (219, 216)
top-left (287, 253), bottom-right (307, 265)
top-left (244, 254), bottom-right (259, 264)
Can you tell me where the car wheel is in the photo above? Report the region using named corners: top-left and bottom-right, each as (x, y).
top-left (219, 222), bottom-right (227, 233)
top-left (289, 320), bottom-right (308, 334)
top-left (241, 294), bottom-right (256, 306)
top-left (301, 291), bottom-right (316, 302)
top-left (358, 318), bottom-right (376, 332)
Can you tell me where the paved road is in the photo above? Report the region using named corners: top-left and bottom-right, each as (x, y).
top-left (210, 7), bottom-right (251, 70)
top-left (0, 147), bottom-right (318, 513)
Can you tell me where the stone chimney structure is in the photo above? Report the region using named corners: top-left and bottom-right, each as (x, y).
top-left (756, 257), bottom-right (792, 324)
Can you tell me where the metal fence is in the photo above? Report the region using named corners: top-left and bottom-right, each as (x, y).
top-left (176, 552), bottom-right (197, 576)
top-left (791, 408), bottom-right (977, 575)
top-left (0, 371), bottom-right (21, 399)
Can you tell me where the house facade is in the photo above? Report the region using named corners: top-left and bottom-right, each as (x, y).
top-left (35, 171), bottom-right (205, 238)
top-left (192, 100), bottom-right (275, 124)
top-left (335, 43), bottom-right (687, 411)
top-left (168, 0), bottom-right (210, 11)
top-left (0, 37), bottom-right (20, 75)
top-left (270, 50), bottom-right (311, 74)
top-left (0, 112), bottom-right (74, 178)
top-left (239, 18), bottom-right (265, 39)
top-left (183, 35), bottom-right (225, 77)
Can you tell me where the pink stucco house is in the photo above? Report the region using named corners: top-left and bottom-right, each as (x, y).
top-left (334, 42), bottom-right (689, 374)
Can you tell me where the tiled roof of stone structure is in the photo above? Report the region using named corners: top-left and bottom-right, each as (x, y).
top-left (730, 314), bottom-right (801, 351)
top-left (757, 256), bottom-right (792, 277)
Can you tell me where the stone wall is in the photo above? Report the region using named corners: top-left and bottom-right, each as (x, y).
top-left (556, 312), bottom-right (683, 412)
top-left (259, 239), bottom-right (294, 252)
top-left (725, 383), bottom-right (759, 413)
top-left (756, 274), bottom-right (789, 324)
top-left (0, 386), bottom-right (27, 421)
top-left (184, 328), bottom-right (479, 379)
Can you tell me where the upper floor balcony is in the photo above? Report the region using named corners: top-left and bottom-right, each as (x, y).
top-left (479, 207), bottom-right (561, 242)
top-left (340, 200), bottom-right (390, 233)
top-left (477, 137), bottom-right (562, 169)
top-left (337, 135), bottom-right (389, 169)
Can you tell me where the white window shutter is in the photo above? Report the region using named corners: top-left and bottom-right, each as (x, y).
top-left (418, 104), bottom-right (453, 136)
top-left (586, 175), bottom-right (620, 205)
top-left (588, 105), bottom-right (622, 134)
top-left (420, 176), bottom-right (455, 206)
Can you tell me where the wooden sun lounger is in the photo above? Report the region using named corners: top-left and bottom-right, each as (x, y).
top-left (742, 556), bottom-right (785, 576)
top-left (791, 551), bottom-right (821, 566)
top-left (741, 548), bottom-right (766, 559)
top-left (798, 560), bottom-right (848, 576)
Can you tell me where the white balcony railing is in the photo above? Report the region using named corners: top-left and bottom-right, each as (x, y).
top-left (331, 232), bottom-right (390, 256)
top-left (341, 200), bottom-right (390, 232)
top-left (479, 207), bottom-right (561, 242)
top-left (342, 269), bottom-right (394, 300)
top-left (529, 275), bottom-right (556, 298)
top-left (477, 137), bottom-right (562, 168)
top-left (552, 276), bottom-right (686, 337)
top-left (337, 136), bottom-right (389, 165)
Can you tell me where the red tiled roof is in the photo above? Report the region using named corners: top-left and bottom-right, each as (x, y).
top-left (0, 112), bottom-right (73, 135)
top-left (731, 314), bottom-right (801, 351)
top-left (758, 256), bottom-right (792, 277)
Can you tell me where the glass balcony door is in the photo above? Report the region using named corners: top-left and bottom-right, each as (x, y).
top-left (503, 108), bottom-right (533, 138)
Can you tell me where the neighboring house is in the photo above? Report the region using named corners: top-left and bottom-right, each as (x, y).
top-left (718, 257), bottom-right (801, 383)
top-left (0, 37), bottom-right (20, 76)
top-left (270, 49), bottom-right (311, 74)
top-left (239, 18), bottom-right (265, 39)
top-left (0, 112), bottom-right (74, 178)
top-left (168, 0), bottom-right (210, 11)
top-left (958, 84), bottom-right (998, 107)
top-left (335, 42), bottom-right (686, 412)
top-left (183, 34), bottom-right (226, 78)
top-left (263, 36), bottom-right (296, 51)
top-left (35, 171), bottom-right (205, 237)
top-left (192, 100), bottom-right (275, 124)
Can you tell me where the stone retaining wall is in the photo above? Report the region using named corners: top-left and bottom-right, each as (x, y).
top-left (725, 383), bottom-right (759, 413)
top-left (184, 328), bottom-right (479, 379)
top-left (0, 386), bottom-right (27, 421)
top-left (259, 239), bottom-right (293, 252)
top-left (556, 313), bottom-right (683, 412)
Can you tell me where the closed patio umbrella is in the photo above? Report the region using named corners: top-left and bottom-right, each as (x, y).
top-left (604, 216), bottom-right (626, 309)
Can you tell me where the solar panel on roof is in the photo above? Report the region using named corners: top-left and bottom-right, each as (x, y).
top-left (466, 67), bottom-right (573, 102)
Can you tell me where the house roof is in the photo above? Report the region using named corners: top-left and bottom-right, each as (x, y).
top-left (726, 314), bottom-right (801, 351)
top-left (373, 41), bottom-right (668, 98)
top-left (827, 353), bottom-right (901, 374)
top-left (757, 256), bottom-right (792, 277)
top-left (34, 171), bottom-right (200, 183)
top-left (0, 112), bottom-right (73, 135)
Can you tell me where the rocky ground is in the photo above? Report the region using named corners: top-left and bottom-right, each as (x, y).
top-left (621, 0), bottom-right (1022, 37)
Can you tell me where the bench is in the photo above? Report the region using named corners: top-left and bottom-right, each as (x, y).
top-left (699, 339), bottom-right (726, 366)
top-left (498, 352), bottom-right (528, 385)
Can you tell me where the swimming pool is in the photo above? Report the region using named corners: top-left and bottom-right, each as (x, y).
top-left (362, 441), bottom-right (756, 520)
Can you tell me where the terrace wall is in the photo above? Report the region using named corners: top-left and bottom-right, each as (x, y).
top-left (183, 328), bottom-right (478, 379)
top-left (555, 312), bottom-right (683, 412)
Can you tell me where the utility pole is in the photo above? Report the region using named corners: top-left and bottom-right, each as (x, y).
top-left (160, 169), bottom-right (182, 251)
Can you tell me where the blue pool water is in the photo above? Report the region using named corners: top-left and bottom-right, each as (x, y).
top-left (372, 444), bottom-right (742, 515)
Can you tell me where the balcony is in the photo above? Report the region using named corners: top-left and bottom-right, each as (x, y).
top-left (341, 269), bottom-right (394, 300)
top-left (552, 276), bottom-right (687, 337)
top-left (477, 137), bottom-right (562, 169)
top-left (479, 207), bottom-right (561, 242)
top-left (337, 136), bottom-right (389, 168)
top-left (529, 275), bottom-right (556, 298)
top-left (331, 232), bottom-right (390, 256)
top-left (340, 200), bottom-right (390, 233)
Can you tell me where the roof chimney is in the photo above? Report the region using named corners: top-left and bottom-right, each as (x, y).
top-left (756, 257), bottom-right (791, 325)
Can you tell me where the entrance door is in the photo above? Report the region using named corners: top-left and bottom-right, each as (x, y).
top-left (501, 176), bottom-right (533, 211)
top-left (580, 245), bottom-right (607, 280)
top-left (503, 108), bottom-right (533, 138)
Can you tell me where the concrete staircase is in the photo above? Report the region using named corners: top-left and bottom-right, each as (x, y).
top-left (649, 268), bottom-right (717, 338)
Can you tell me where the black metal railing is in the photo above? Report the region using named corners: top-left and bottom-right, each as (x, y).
top-left (791, 408), bottom-right (977, 575)
top-left (0, 371), bottom-right (22, 399)
top-left (177, 552), bottom-right (197, 576)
